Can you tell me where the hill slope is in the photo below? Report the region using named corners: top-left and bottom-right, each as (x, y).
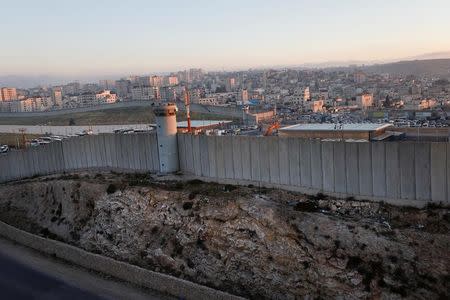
top-left (362, 59), bottom-right (450, 76)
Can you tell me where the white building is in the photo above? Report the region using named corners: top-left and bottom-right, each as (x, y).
top-left (96, 90), bottom-right (117, 104)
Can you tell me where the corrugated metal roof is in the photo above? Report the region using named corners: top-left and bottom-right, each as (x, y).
top-left (280, 123), bottom-right (392, 132)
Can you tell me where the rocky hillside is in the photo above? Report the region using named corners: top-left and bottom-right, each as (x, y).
top-left (0, 173), bottom-right (449, 299)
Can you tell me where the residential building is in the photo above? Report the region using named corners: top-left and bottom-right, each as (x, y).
top-left (96, 90), bottom-right (117, 104)
top-left (0, 87), bottom-right (18, 101)
top-left (150, 76), bottom-right (163, 87)
top-left (226, 77), bottom-right (236, 91)
top-left (356, 92), bottom-right (373, 109)
top-left (115, 79), bottom-right (131, 99)
top-left (131, 86), bottom-right (155, 101)
top-left (99, 80), bottom-right (116, 90)
top-left (63, 82), bottom-right (80, 95)
top-left (354, 71), bottom-right (367, 84)
top-left (167, 76), bottom-right (179, 86)
top-left (237, 89), bottom-right (249, 105)
top-left (51, 87), bottom-right (63, 107)
top-left (311, 100), bottom-right (324, 112)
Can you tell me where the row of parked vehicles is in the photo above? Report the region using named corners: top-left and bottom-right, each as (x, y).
top-left (113, 128), bottom-right (155, 134)
top-left (30, 136), bottom-right (67, 146)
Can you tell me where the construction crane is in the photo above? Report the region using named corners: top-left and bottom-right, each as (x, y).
top-left (264, 121), bottom-right (280, 136)
top-left (183, 86), bottom-right (192, 133)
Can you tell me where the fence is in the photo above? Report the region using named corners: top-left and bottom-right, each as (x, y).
top-left (0, 133), bottom-right (160, 182)
top-left (177, 134), bottom-right (449, 206)
top-left (1, 133), bottom-right (449, 206)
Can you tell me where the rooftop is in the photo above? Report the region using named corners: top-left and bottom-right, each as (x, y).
top-left (280, 123), bottom-right (393, 132)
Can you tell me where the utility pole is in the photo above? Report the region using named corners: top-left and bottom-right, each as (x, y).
top-left (184, 86), bottom-right (192, 133)
top-left (18, 128), bottom-right (26, 149)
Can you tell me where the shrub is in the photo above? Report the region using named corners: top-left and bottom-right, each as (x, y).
top-left (183, 202), bottom-right (193, 210)
top-left (106, 184), bottom-right (117, 194)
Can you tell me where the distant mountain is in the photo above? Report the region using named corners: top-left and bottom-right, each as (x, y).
top-left (407, 51), bottom-right (450, 60)
top-left (0, 75), bottom-right (80, 89)
top-left (0, 74), bottom-right (124, 89)
top-left (361, 59), bottom-right (450, 76)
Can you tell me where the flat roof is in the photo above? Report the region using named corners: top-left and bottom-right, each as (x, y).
top-left (280, 123), bottom-right (393, 132)
top-left (177, 120), bottom-right (232, 128)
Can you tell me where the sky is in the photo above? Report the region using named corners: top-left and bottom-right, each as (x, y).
top-left (1, 0), bottom-right (450, 77)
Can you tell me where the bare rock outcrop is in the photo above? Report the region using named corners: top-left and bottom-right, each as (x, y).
top-left (0, 174), bottom-right (448, 299)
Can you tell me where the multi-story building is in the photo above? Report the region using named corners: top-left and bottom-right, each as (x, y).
top-left (403, 99), bottom-right (437, 110)
top-left (77, 93), bottom-right (97, 106)
top-left (226, 77), bottom-right (236, 92)
top-left (137, 76), bottom-right (151, 86)
top-left (131, 86), bottom-right (156, 101)
top-left (311, 100), bottom-right (324, 112)
top-left (189, 68), bottom-right (203, 82)
top-left (353, 71), bottom-right (367, 84)
top-left (167, 76), bottom-right (179, 86)
top-left (115, 79), bottom-right (131, 99)
top-left (19, 98), bottom-right (34, 112)
top-left (160, 86), bottom-right (177, 102)
top-left (237, 89), bottom-right (249, 105)
top-left (63, 82), bottom-right (80, 95)
top-left (151, 75), bottom-right (163, 87)
top-left (99, 80), bottom-right (116, 90)
top-left (0, 96), bottom-right (52, 112)
top-left (356, 92), bottom-right (373, 109)
top-left (51, 87), bottom-right (63, 107)
top-left (0, 87), bottom-right (18, 101)
top-left (33, 97), bottom-right (53, 111)
top-left (0, 100), bottom-right (20, 112)
top-left (96, 90), bottom-right (117, 104)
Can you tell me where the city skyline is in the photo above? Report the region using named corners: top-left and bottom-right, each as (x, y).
top-left (1, 0), bottom-right (450, 77)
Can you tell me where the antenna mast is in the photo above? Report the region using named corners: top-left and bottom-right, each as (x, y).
top-left (184, 86), bottom-right (192, 133)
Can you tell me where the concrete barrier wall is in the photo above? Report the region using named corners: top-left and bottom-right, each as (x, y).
top-left (0, 133), bottom-right (160, 182)
top-left (177, 134), bottom-right (449, 206)
top-left (2, 133), bottom-right (449, 206)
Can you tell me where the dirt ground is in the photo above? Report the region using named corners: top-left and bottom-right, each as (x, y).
top-left (0, 133), bottom-right (41, 148)
top-left (0, 172), bottom-right (448, 299)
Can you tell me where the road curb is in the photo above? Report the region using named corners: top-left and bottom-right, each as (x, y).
top-left (0, 221), bottom-right (245, 300)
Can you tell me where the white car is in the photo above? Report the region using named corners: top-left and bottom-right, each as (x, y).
top-left (0, 145), bottom-right (9, 153)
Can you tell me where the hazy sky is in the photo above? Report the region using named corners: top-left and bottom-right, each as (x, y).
top-left (1, 0), bottom-right (450, 76)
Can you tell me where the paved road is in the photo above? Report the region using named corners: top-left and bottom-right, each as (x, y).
top-left (0, 237), bottom-right (173, 300)
top-left (0, 124), bottom-right (155, 135)
top-left (0, 100), bottom-right (243, 118)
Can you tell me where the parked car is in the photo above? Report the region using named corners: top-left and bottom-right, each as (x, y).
top-left (49, 136), bottom-right (63, 141)
top-left (76, 129), bottom-right (93, 136)
top-left (38, 137), bottom-right (53, 142)
top-left (0, 145), bottom-right (9, 153)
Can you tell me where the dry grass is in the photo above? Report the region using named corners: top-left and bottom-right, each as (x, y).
top-left (0, 106), bottom-right (236, 126)
top-left (0, 133), bottom-right (41, 148)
